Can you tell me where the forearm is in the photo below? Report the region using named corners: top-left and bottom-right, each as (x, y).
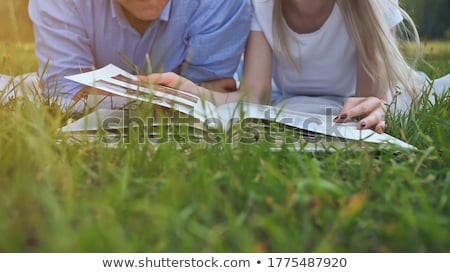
top-left (189, 85), bottom-right (269, 106)
top-left (201, 78), bottom-right (237, 93)
top-left (355, 61), bottom-right (388, 100)
top-left (238, 31), bottom-right (273, 105)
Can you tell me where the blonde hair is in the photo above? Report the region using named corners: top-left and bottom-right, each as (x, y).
top-left (272, 0), bottom-right (420, 98)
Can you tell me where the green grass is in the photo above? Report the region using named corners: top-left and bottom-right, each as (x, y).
top-left (0, 91), bottom-right (449, 252)
top-left (1, 51), bottom-right (449, 253)
top-left (0, 1), bottom-right (449, 253)
top-left (400, 40), bottom-right (450, 78)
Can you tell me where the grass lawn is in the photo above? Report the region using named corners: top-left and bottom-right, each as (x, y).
top-left (0, 2), bottom-right (449, 253)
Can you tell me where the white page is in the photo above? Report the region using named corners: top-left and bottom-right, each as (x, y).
top-left (65, 64), bottom-right (218, 122)
top-left (60, 109), bottom-right (126, 132)
top-left (216, 102), bottom-right (415, 149)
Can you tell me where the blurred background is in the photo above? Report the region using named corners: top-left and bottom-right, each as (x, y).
top-left (1, 0), bottom-right (449, 42)
top-left (1, 0), bottom-right (33, 42)
top-left (400, 0), bottom-right (449, 40)
top-left (0, 0), bottom-right (449, 76)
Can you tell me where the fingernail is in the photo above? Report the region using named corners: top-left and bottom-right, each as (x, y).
top-left (360, 122), bottom-right (366, 128)
top-left (333, 116), bottom-right (339, 122)
top-left (340, 114), bottom-right (348, 120)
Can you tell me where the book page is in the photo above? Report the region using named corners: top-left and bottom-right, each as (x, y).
top-left (216, 102), bottom-right (415, 149)
top-left (60, 109), bottom-right (126, 132)
top-left (60, 108), bottom-right (207, 135)
top-left (65, 64), bottom-right (218, 122)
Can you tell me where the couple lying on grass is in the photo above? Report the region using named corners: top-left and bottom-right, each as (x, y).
top-left (4, 0), bottom-right (450, 134)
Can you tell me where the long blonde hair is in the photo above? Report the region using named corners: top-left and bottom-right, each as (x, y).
top-left (272, 0), bottom-right (420, 98)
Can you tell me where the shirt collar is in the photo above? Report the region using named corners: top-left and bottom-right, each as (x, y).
top-left (160, 0), bottom-right (172, 22)
top-left (111, 0), bottom-right (172, 22)
top-left (111, 0), bottom-right (121, 20)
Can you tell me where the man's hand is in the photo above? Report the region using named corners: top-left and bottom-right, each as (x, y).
top-left (138, 74), bottom-right (236, 93)
top-left (137, 72), bottom-right (203, 96)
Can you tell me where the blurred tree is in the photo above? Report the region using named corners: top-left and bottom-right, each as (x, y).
top-left (401, 0), bottom-right (450, 39)
top-left (1, 0), bottom-right (448, 41)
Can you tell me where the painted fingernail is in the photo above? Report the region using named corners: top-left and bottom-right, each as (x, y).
top-left (360, 122), bottom-right (366, 128)
top-left (333, 116), bottom-right (339, 122)
top-left (340, 114), bottom-right (348, 120)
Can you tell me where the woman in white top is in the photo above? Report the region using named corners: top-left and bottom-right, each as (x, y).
top-left (144, 0), bottom-right (421, 133)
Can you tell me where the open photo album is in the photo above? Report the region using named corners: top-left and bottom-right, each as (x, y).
top-left (61, 64), bottom-right (415, 150)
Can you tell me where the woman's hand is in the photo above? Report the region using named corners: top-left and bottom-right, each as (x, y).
top-left (335, 97), bottom-right (387, 134)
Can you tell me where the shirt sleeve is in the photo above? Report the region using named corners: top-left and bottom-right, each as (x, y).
top-left (28, 0), bottom-right (94, 102)
top-left (179, 0), bottom-right (252, 83)
top-left (384, 0), bottom-right (403, 28)
top-left (250, 1), bottom-right (263, 31)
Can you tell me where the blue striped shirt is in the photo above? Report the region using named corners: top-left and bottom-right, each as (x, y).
top-left (29, 0), bottom-right (251, 100)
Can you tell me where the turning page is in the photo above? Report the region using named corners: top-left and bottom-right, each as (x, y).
top-left (216, 102), bottom-right (415, 149)
top-left (65, 64), bottom-right (218, 121)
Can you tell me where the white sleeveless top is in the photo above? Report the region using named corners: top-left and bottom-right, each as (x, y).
top-left (251, 0), bottom-right (403, 97)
